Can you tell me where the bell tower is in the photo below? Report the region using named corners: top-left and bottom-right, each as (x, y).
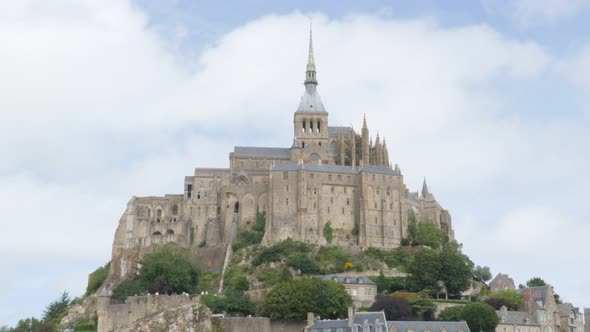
top-left (293, 20), bottom-right (330, 163)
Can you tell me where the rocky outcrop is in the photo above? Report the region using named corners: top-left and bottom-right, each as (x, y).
top-left (59, 295), bottom-right (97, 329)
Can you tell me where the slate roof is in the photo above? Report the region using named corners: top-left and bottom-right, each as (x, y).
top-left (297, 87), bottom-right (327, 113)
top-left (526, 286), bottom-right (550, 307)
top-left (232, 146), bottom-right (292, 158)
top-left (497, 310), bottom-right (539, 325)
top-left (321, 275), bottom-right (376, 285)
top-left (388, 321), bottom-right (471, 332)
top-left (271, 163), bottom-right (400, 176)
top-left (329, 126), bottom-right (354, 136)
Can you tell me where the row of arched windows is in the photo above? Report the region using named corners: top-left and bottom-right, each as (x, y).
top-left (301, 120), bottom-right (322, 133)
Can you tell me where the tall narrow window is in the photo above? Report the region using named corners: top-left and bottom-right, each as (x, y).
top-left (187, 184), bottom-right (192, 199)
top-left (317, 120), bottom-right (321, 133)
top-left (171, 205), bottom-right (178, 215)
top-left (309, 121), bottom-right (313, 133)
top-left (302, 120), bottom-right (306, 133)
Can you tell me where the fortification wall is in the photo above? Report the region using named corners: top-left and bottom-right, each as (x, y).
top-left (220, 317), bottom-right (306, 332)
top-left (97, 294), bottom-right (197, 332)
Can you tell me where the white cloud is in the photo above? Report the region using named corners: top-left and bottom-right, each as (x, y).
top-left (1, 0), bottom-right (590, 325)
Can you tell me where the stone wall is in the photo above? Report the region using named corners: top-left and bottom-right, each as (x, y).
top-left (220, 318), bottom-right (306, 332)
top-left (434, 302), bottom-right (466, 317)
top-left (97, 294), bottom-right (198, 332)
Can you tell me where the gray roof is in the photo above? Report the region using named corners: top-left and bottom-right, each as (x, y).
top-left (388, 321), bottom-right (471, 332)
top-left (232, 146), bottom-right (292, 158)
top-left (297, 86), bottom-right (327, 113)
top-left (271, 163), bottom-right (400, 176)
top-left (321, 275), bottom-right (376, 285)
top-left (329, 126), bottom-right (354, 136)
top-left (308, 315), bottom-right (470, 332)
top-left (497, 310), bottom-right (539, 325)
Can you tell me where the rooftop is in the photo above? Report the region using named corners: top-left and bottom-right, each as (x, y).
top-left (320, 275), bottom-right (376, 285)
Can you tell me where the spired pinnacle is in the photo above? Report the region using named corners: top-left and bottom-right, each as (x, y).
top-left (421, 177), bottom-right (430, 198)
top-left (305, 17), bottom-right (317, 86)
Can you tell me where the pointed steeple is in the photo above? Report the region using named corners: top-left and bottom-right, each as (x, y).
top-left (421, 178), bottom-right (430, 198)
top-left (304, 18), bottom-right (317, 87)
top-left (363, 114), bottom-right (367, 129)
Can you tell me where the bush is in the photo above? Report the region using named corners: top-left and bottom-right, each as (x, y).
top-left (461, 302), bottom-right (499, 332)
top-left (411, 297), bottom-right (436, 321)
top-left (111, 278), bottom-right (145, 302)
top-left (233, 212), bottom-right (266, 251)
top-left (323, 222), bottom-right (333, 243)
top-left (437, 305), bottom-right (464, 321)
top-left (315, 246), bottom-right (351, 274)
top-left (86, 262), bottom-right (110, 296)
top-left (199, 240), bottom-right (206, 247)
top-left (285, 253), bottom-right (320, 274)
top-left (252, 239), bottom-right (313, 266)
top-left (202, 292), bottom-right (256, 316)
top-left (138, 245), bottom-right (200, 295)
top-left (74, 320), bottom-right (96, 331)
top-left (370, 296), bottom-right (412, 320)
top-left (369, 272), bottom-right (408, 294)
top-left (263, 278), bottom-right (352, 320)
top-left (488, 289), bottom-right (522, 311)
top-left (225, 276), bottom-right (250, 292)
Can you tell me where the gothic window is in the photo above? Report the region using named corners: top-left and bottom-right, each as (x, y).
top-left (187, 184), bottom-right (192, 199)
top-left (347, 199), bottom-right (350, 205)
top-left (234, 202), bottom-right (239, 213)
top-left (302, 120), bottom-right (306, 132)
top-left (309, 121), bottom-right (314, 133)
top-left (157, 209), bottom-right (162, 217)
top-left (172, 205), bottom-right (178, 215)
top-left (317, 120), bottom-right (320, 133)
top-left (302, 141), bottom-right (305, 148)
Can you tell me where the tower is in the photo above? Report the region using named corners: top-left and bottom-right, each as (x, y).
top-left (361, 114), bottom-right (369, 165)
top-left (293, 20), bottom-right (330, 162)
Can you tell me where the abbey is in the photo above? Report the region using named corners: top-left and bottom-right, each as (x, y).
top-left (108, 28), bottom-right (454, 279)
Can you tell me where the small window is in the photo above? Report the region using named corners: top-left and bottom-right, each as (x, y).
top-left (344, 187), bottom-right (347, 194)
top-left (372, 174), bottom-right (376, 181)
top-left (331, 186), bottom-right (334, 193)
top-left (286, 198), bottom-right (289, 205)
top-left (374, 202), bottom-right (377, 209)
top-left (347, 199), bottom-right (350, 205)
top-left (157, 209), bottom-right (162, 217)
top-left (204, 192), bottom-right (208, 199)
top-left (285, 185), bottom-right (289, 192)
top-left (328, 174), bottom-right (332, 181)
top-left (171, 205), bottom-right (178, 215)
top-left (337, 174), bottom-right (342, 181)
top-left (310, 173), bottom-right (314, 179)
top-left (331, 197), bottom-right (334, 204)
top-left (342, 208), bottom-right (345, 214)
top-left (197, 191), bottom-right (201, 199)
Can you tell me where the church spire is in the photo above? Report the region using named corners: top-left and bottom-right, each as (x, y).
top-left (421, 178), bottom-right (430, 198)
top-left (304, 18), bottom-right (317, 86)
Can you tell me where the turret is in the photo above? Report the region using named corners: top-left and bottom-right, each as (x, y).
top-left (361, 114), bottom-right (369, 165)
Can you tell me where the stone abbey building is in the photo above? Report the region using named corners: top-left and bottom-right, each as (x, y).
top-left (109, 28), bottom-right (454, 280)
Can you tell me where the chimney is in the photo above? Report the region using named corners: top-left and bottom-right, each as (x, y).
top-left (307, 312), bottom-right (314, 327)
top-left (348, 306), bottom-right (355, 327)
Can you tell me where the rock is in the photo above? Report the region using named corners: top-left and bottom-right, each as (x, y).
top-left (121, 303), bottom-right (212, 332)
top-left (60, 295), bottom-right (97, 329)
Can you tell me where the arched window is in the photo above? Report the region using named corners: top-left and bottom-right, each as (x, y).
top-left (166, 229), bottom-right (174, 235)
top-left (152, 231), bottom-right (162, 235)
top-left (309, 120), bottom-right (314, 133)
top-left (302, 120), bottom-right (306, 132)
top-left (147, 208), bottom-right (151, 217)
top-left (171, 205), bottom-right (178, 215)
top-left (157, 209), bottom-right (162, 217)
top-left (234, 202), bottom-right (240, 213)
top-left (302, 141), bottom-right (305, 149)
top-left (317, 120), bottom-right (321, 133)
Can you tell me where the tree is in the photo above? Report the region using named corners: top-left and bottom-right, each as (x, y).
top-left (323, 222), bottom-right (334, 243)
top-left (485, 298), bottom-right (509, 310)
top-left (526, 277), bottom-right (546, 287)
top-left (488, 289), bottom-right (522, 310)
top-left (370, 296), bottom-right (412, 320)
top-left (439, 242), bottom-right (473, 296)
top-left (411, 297), bottom-right (437, 321)
top-left (437, 306), bottom-right (464, 321)
top-left (262, 278), bottom-right (352, 320)
top-left (461, 302), bottom-right (499, 332)
top-left (414, 223), bottom-right (444, 248)
top-left (111, 278), bottom-right (145, 302)
top-left (138, 245), bottom-right (200, 295)
top-left (407, 248), bottom-right (440, 293)
top-left (285, 253), bottom-right (320, 274)
top-left (42, 291), bottom-right (70, 321)
top-left (473, 266), bottom-right (492, 283)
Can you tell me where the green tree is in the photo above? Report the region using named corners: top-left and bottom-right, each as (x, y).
top-left (526, 277), bottom-right (546, 287)
top-left (407, 248), bottom-right (440, 293)
top-left (86, 262), bottom-right (110, 296)
top-left (42, 291), bottom-right (70, 321)
top-left (111, 278), bottom-right (145, 302)
top-left (411, 297), bottom-right (437, 321)
top-left (461, 302), bottom-right (499, 332)
top-left (285, 253), bottom-right (320, 274)
top-left (370, 296), bottom-right (412, 320)
top-left (488, 289), bottom-right (522, 310)
top-left (437, 306), bottom-right (464, 321)
top-left (138, 245), bottom-right (200, 294)
top-left (262, 278), bottom-right (352, 320)
top-left (414, 223), bottom-right (444, 248)
top-left (473, 266), bottom-right (492, 283)
top-left (439, 242), bottom-right (473, 296)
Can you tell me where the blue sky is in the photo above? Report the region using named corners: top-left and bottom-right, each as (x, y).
top-left (1, 0), bottom-right (590, 327)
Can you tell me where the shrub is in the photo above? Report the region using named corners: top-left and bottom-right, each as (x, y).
top-left (74, 320), bottom-right (96, 331)
top-left (370, 296), bottom-right (412, 320)
top-left (323, 222), bottom-right (333, 243)
top-left (225, 276), bottom-right (250, 292)
top-left (86, 262), bottom-right (110, 296)
top-left (202, 292), bottom-right (256, 316)
top-left (138, 245), bottom-right (200, 295)
top-left (252, 239), bottom-right (313, 266)
top-left (411, 297), bottom-right (436, 321)
top-left (111, 278), bottom-right (145, 302)
top-left (437, 305), bottom-right (464, 321)
top-left (461, 302), bottom-right (499, 332)
top-left (285, 253), bottom-right (320, 274)
top-left (488, 289), bottom-right (522, 311)
top-left (233, 212), bottom-right (266, 251)
top-left (315, 246), bottom-right (351, 274)
top-left (199, 240), bottom-right (206, 248)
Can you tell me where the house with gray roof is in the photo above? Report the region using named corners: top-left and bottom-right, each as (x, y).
top-left (321, 275), bottom-right (377, 308)
top-left (496, 305), bottom-right (541, 332)
top-left (305, 309), bottom-right (471, 332)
